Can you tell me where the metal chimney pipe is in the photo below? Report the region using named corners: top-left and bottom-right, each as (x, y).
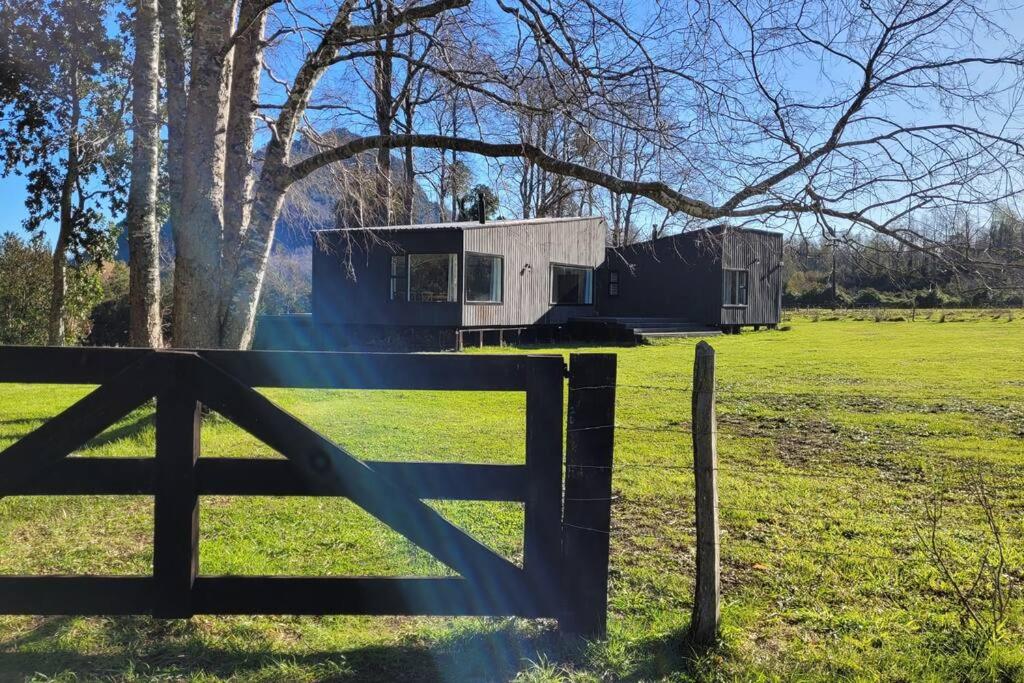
top-left (477, 189), bottom-right (486, 224)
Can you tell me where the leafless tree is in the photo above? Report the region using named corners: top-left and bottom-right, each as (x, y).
top-left (143, 0), bottom-right (1023, 348)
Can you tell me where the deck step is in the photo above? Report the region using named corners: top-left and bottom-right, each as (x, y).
top-left (639, 330), bottom-right (723, 339)
top-left (569, 315), bottom-right (722, 343)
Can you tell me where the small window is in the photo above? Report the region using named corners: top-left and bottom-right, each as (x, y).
top-left (389, 254), bottom-right (408, 301)
top-left (551, 264), bottom-right (594, 305)
top-left (608, 270), bottom-right (620, 297)
top-left (409, 253), bottom-right (458, 302)
top-left (723, 269), bottom-right (748, 306)
top-left (466, 253), bottom-right (503, 303)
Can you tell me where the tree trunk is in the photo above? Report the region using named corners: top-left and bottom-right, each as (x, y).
top-left (217, 1), bottom-right (355, 348)
top-left (126, 0), bottom-right (163, 347)
top-left (48, 218), bottom-right (70, 346)
top-left (223, 0), bottom-right (266, 252)
top-left (219, 177), bottom-right (288, 348)
top-left (402, 100), bottom-right (415, 224)
top-left (372, 15), bottom-right (394, 226)
top-left (171, 0), bottom-right (235, 348)
top-left (49, 65), bottom-right (81, 347)
top-left (159, 0), bottom-right (187, 242)
top-left (221, 0), bottom-right (267, 325)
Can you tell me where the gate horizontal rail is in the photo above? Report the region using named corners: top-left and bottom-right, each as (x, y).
top-left (0, 346), bottom-right (616, 636)
top-left (0, 346), bottom-right (541, 390)
top-left (0, 457), bottom-right (527, 500)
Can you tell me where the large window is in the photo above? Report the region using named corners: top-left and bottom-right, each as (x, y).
top-left (465, 253), bottom-right (503, 303)
top-left (551, 264), bottom-right (594, 305)
top-left (723, 269), bottom-right (748, 306)
top-left (390, 253), bottom-right (458, 302)
top-left (409, 253), bottom-right (458, 302)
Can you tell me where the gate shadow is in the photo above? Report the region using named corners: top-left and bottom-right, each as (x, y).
top-left (0, 616), bottom-right (713, 681)
top-left (0, 615), bottom-right (583, 682)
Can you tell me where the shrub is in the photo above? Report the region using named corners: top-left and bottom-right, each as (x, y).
top-left (915, 287), bottom-right (961, 309)
top-left (794, 285), bottom-right (853, 308)
top-left (855, 288), bottom-right (886, 307)
top-left (0, 232), bottom-right (105, 345)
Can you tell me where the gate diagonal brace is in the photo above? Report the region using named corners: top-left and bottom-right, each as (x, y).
top-left (191, 355), bottom-right (530, 596)
top-left (0, 352), bottom-right (171, 493)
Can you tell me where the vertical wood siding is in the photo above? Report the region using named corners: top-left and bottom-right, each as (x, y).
top-left (462, 218), bottom-right (606, 326)
top-left (719, 229), bottom-right (783, 326)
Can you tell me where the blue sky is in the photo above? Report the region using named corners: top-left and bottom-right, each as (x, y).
top-left (4, 0), bottom-right (1023, 245)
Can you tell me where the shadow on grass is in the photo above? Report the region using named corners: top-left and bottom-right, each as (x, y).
top-left (0, 616), bottom-right (720, 682)
top-left (0, 616), bottom-right (553, 682)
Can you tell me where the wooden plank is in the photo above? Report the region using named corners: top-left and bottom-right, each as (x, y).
top-left (196, 459), bottom-right (529, 501)
top-left (152, 356), bottom-right (201, 619)
top-left (198, 350), bottom-right (538, 390)
top-left (560, 353), bottom-right (616, 638)
top-left (0, 577), bottom-right (152, 615)
top-left (0, 353), bottom-right (164, 492)
top-left (192, 356), bottom-right (530, 595)
top-left (0, 346), bottom-right (149, 384)
top-left (690, 341), bottom-right (720, 645)
top-left (522, 354), bottom-right (565, 610)
top-left (0, 458), bottom-right (528, 501)
top-left (0, 346), bottom-right (553, 391)
top-left (193, 576), bottom-right (550, 617)
top-left (0, 457), bottom-right (155, 496)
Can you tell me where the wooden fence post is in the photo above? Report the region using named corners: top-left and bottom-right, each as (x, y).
top-left (561, 353), bottom-right (616, 638)
top-left (153, 355), bottom-right (201, 618)
top-left (690, 341), bottom-right (720, 646)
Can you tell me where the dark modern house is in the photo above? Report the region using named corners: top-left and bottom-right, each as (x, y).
top-left (253, 217), bottom-right (782, 350)
top-left (300, 216), bottom-right (606, 349)
top-left (591, 226), bottom-right (783, 338)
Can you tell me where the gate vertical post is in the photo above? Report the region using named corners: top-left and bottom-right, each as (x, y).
top-left (560, 353), bottom-right (616, 638)
top-left (523, 355), bottom-right (565, 613)
top-left (153, 354), bottom-right (201, 618)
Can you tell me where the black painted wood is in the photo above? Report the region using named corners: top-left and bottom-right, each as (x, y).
top-left (193, 576), bottom-right (551, 617)
top-left (0, 457), bottom-right (528, 501)
top-left (561, 353), bottom-right (617, 638)
top-left (0, 577), bottom-right (153, 615)
top-left (0, 348), bottom-right (595, 624)
top-left (0, 457), bottom-right (155, 495)
top-left (0, 353), bottom-right (162, 492)
top-left (152, 356), bottom-right (201, 618)
top-left (191, 356), bottom-right (530, 598)
top-left (0, 346), bottom-right (545, 390)
top-left (522, 355), bottom-right (565, 610)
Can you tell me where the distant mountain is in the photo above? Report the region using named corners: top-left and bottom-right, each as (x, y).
top-left (116, 129), bottom-right (442, 261)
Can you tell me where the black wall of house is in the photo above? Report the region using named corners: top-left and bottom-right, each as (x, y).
top-left (596, 232), bottom-right (722, 324)
top-left (595, 228), bottom-right (783, 326)
top-left (312, 229), bottom-right (463, 327)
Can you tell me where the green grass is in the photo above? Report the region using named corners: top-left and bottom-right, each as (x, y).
top-left (1, 311), bottom-right (1023, 681)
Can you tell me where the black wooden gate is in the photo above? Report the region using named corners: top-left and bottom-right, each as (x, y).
top-left (0, 347), bottom-right (616, 636)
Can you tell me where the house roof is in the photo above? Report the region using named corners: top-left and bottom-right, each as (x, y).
top-left (313, 216), bottom-right (601, 233)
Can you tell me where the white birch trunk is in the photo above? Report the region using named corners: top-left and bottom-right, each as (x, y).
top-left (126, 0), bottom-right (163, 347)
top-left (171, 0), bottom-right (235, 348)
top-left (159, 0), bottom-right (187, 244)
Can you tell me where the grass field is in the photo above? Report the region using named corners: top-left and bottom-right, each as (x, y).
top-left (0, 311), bottom-right (1022, 681)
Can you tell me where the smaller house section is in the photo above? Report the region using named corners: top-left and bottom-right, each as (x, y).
top-left (593, 226), bottom-right (783, 338)
top-left (301, 216), bottom-right (606, 350)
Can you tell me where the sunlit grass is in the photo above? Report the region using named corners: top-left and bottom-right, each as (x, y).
top-left (0, 312), bottom-right (1022, 680)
